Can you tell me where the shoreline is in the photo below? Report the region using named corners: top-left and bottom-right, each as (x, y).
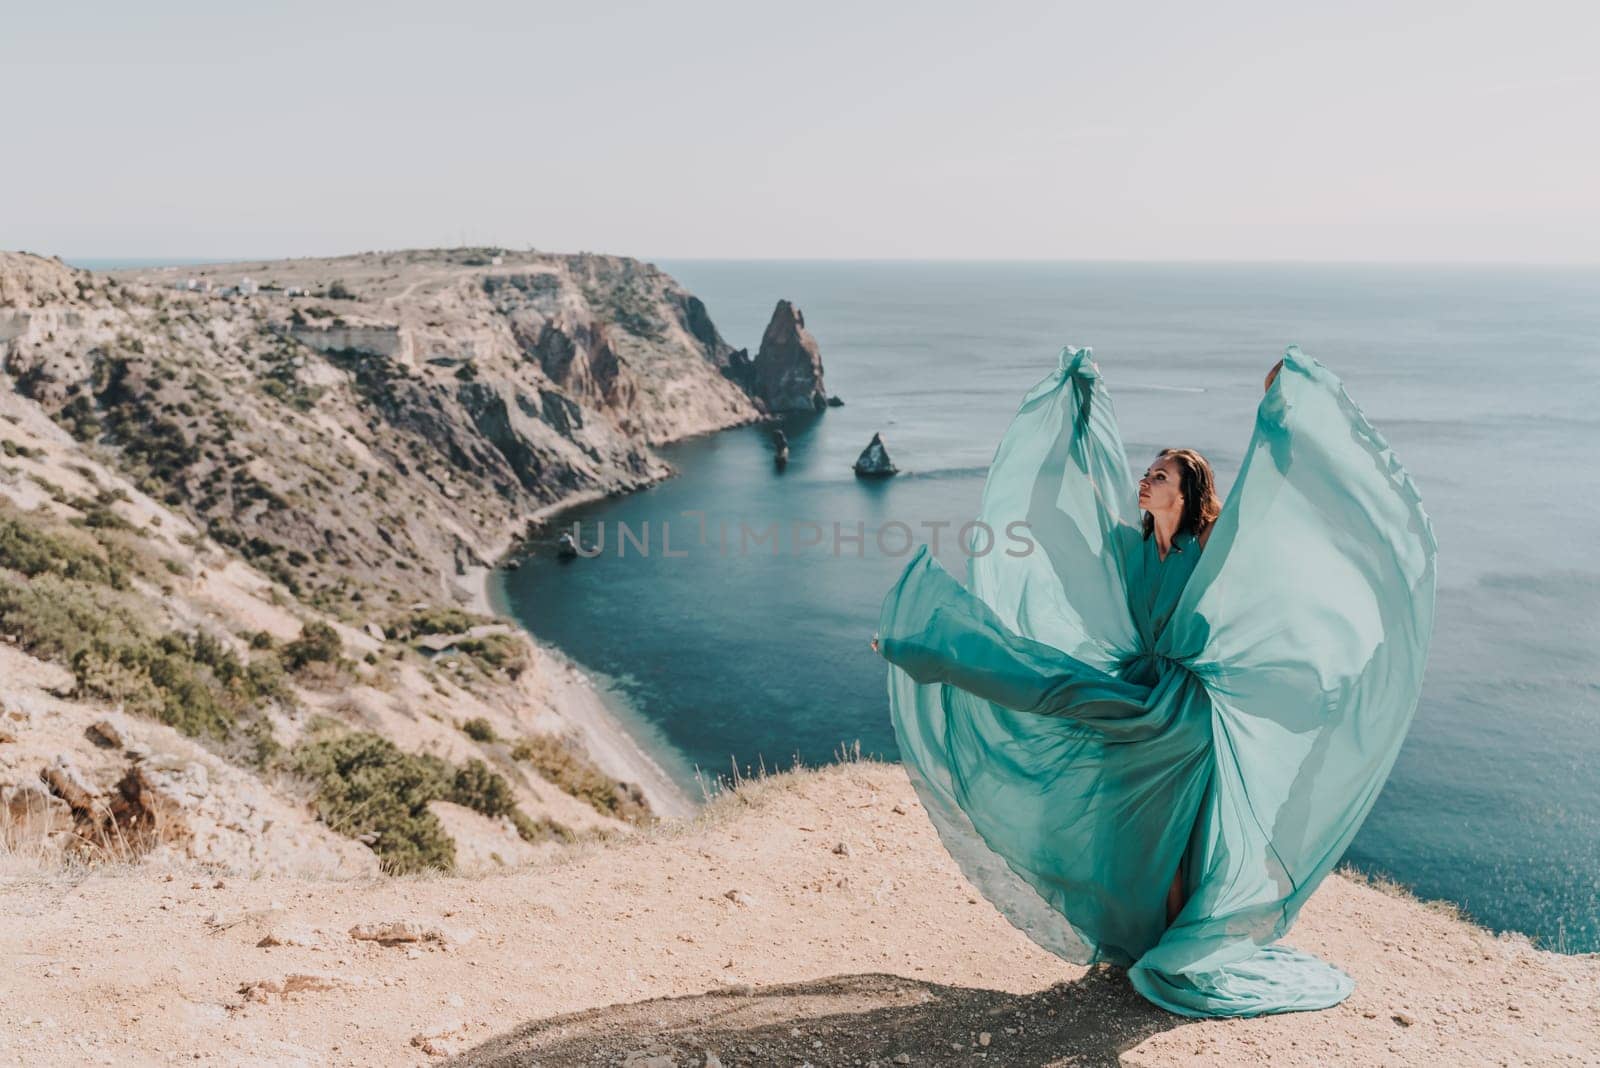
top-left (454, 489), bottom-right (700, 823)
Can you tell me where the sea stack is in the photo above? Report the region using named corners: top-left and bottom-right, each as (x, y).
top-left (751, 300), bottom-right (829, 413)
top-left (853, 432), bottom-right (898, 478)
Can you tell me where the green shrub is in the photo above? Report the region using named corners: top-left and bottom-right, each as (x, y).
top-left (74, 503), bottom-right (133, 532)
top-left (454, 634), bottom-right (527, 677)
top-left (449, 758), bottom-right (517, 818)
top-left (391, 606), bottom-right (488, 639)
top-left (242, 717), bottom-right (283, 769)
top-left (243, 651), bottom-right (293, 704)
top-left (282, 620), bottom-right (341, 671)
top-left (0, 512), bottom-right (128, 588)
top-left (292, 730), bottom-right (456, 874)
top-left (1, 438), bottom-right (40, 459)
top-left (70, 635), bottom-right (239, 738)
top-left (57, 394), bottom-right (101, 441)
top-left (511, 733), bottom-right (648, 822)
top-left (461, 717), bottom-right (498, 743)
top-left (0, 507), bottom-right (292, 740)
top-left (509, 809), bottom-right (573, 844)
top-left (291, 727), bottom-right (564, 872)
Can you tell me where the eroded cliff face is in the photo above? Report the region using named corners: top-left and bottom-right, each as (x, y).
top-left (0, 249), bottom-right (767, 610)
top-left (0, 247), bottom-right (756, 877)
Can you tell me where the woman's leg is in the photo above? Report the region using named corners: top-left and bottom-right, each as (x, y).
top-left (1165, 868), bottom-right (1185, 925)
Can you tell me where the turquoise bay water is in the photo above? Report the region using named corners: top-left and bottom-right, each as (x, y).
top-left (493, 260), bottom-right (1600, 952)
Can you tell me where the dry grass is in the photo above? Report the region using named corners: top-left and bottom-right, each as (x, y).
top-left (646, 742), bottom-right (887, 844)
top-left (0, 781), bottom-right (188, 874)
top-left (510, 731), bottom-right (650, 823)
top-left (1336, 864), bottom-right (1470, 924)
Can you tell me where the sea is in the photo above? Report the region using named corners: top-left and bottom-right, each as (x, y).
top-left (491, 260), bottom-right (1600, 954)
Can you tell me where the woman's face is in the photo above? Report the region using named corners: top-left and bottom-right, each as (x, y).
top-left (1138, 456), bottom-right (1184, 516)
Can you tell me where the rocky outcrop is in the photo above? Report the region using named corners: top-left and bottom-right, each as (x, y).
top-left (0, 677), bottom-right (380, 876)
top-left (481, 257), bottom-right (765, 446)
top-left (0, 316), bottom-right (667, 883)
top-left (526, 314), bottom-right (636, 417)
top-left (286, 322), bottom-right (408, 363)
top-left (0, 249), bottom-right (752, 607)
top-left (853, 432), bottom-right (899, 477)
top-left (746, 300), bottom-right (829, 413)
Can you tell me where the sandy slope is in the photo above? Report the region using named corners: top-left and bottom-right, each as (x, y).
top-left (1, 760), bottom-right (1594, 1067)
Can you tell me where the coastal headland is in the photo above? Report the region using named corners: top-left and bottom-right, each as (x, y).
top-left (1, 249), bottom-right (1593, 1064)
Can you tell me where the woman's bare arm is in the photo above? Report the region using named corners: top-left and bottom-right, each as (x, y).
top-left (1265, 359), bottom-right (1284, 392)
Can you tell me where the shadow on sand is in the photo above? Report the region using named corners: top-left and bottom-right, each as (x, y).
top-left (446, 965), bottom-right (1188, 1067)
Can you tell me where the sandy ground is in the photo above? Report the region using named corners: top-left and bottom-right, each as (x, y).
top-left (1, 760), bottom-right (1593, 1067)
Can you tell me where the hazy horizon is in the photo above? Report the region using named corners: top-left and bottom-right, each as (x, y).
top-left (7, 2), bottom-right (1598, 264)
top-left (57, 253), bottom-right (1600, 269)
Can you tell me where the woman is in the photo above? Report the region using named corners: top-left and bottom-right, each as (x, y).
top-left (870, 346), bottom-right (1437, 1018)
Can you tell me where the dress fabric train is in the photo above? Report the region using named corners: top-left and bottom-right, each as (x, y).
top-left (875, 345), bottom-right (1438, 1017)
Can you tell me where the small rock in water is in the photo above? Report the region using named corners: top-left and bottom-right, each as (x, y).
top-left (852, 432), bottom-right (899, 478)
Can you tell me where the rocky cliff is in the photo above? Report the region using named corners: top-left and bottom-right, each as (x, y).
top-left (0, 247), bottom-right (766, 877)
top-left (744, 299), bottom-right (830, 413)
top-left (1, 249), bottom-right (777, 611)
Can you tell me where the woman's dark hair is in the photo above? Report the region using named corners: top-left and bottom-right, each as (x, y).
top-left (1140, 447), bottom-right (1223, 540)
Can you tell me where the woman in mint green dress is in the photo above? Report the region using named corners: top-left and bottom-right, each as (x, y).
top-left (871, 346), bottom-right (1437, 1018)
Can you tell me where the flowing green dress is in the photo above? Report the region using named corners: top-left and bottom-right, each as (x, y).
top-left (875, 345), bottom-right (1438, 1017)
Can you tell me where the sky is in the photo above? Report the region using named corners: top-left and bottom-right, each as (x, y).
top-left (3, 0), bottom-right (1597, 262)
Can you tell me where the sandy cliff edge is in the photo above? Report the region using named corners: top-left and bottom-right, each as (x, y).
top-left (1, 759), bottom-right (1593, 1067)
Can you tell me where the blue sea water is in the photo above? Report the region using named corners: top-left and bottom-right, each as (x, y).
top-left (493, 260), bottom-right (1600, 953)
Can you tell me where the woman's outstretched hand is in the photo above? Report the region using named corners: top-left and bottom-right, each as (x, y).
top-left (870, 633), bottom-right (881, 654)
